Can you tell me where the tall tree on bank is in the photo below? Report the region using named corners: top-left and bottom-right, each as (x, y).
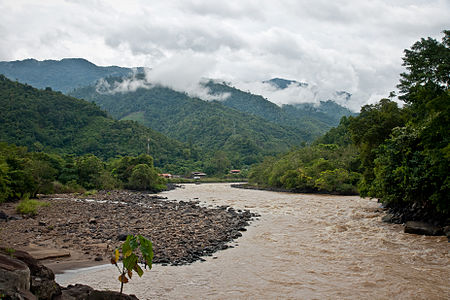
top-left (371, 31), bottom-right (449, 218)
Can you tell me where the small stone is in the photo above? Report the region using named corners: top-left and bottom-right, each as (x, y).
top-left (0, 210), bottom-right (8, 221)
top-left (118, 233), bottom-right (130, 241)
top-left (89, 218), bottom-right (97, 224)
top-left (94, 256), bottom-right (103, 261)
top-left (39, 221), bottom-right (47, 226)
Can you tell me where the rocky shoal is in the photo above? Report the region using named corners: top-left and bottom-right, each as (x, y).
top-left (0, 190), bottom-right (259, 268)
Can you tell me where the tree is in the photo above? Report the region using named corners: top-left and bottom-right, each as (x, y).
top-left (371, 31), bottom-right (449, 216)
top-left (75, 154), bottom-right (104, 189)
top-left (127, 164), bottom-right (159, 191)
top-left (398, 30), bottom-right (450, 106)
top-left (0, 160), bottom-right (11, 202)
top-left (347, 99), bottom-right (407, 196)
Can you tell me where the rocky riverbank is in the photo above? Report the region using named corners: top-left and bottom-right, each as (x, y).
top-left (0, 190), bottom-right (259, 273)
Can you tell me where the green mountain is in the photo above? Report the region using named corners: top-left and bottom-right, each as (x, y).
top-left (70, 77), bottom-right (304, 166)
top-left (0, 58), bottom-right (137, 93)
top-left (0, 58), bottom-right (355, 166)
top-left (205, 81), bottom-right (356, 139)
top-left (0, 58), bottom-right (355, 140)
top-left (0, 75), bottom-right (192, 169)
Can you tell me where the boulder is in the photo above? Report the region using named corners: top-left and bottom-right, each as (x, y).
top-left (88, 290), bottom-right (139, 300)
top-left (60, 284), bottom-right (94, 300)
top-left (404, 221), bottom-right (443, 236)
top-left (5, 249), bottom-right (61, 299)
top-left (61, 284), bottom-right (139, 300)
top-left (0, 253), bottom-right (32, 299)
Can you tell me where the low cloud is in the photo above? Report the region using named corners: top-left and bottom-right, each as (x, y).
top-left (233, 80), bottom-right (357, 110)
top-left (97, 52), bottom-right (231, 101)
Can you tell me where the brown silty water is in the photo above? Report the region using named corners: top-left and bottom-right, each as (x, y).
top-left (56, 183), bottom-right (449, 299)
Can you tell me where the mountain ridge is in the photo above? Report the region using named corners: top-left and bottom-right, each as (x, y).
top-left (0, 74), bottom-right (193, 171)
top-left (0, 58), bottom-right (139, 93)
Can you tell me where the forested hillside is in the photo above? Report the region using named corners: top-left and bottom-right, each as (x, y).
top-left (0, 58), bottom-right (136, 93)
top-left (0, 75), bottom-right (195, 171)
top-left (71, 80), bottom-right (305, 167)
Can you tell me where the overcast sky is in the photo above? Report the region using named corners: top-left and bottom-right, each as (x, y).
top-left (1, 0), bottom-right (448, 110)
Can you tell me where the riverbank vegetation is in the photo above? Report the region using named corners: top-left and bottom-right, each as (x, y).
top-left (0, 142), bottom-right (166, 202)
top-left (248, 143), bottom-right (360, 195)
top-left (248, 31), bottom-right (449, 222)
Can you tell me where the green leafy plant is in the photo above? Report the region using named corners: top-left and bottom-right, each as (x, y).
top-left (111, 235), bottom-right (153, 294)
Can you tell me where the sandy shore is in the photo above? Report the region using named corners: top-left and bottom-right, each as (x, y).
top-left (0, 190), bottom-right (257, 274)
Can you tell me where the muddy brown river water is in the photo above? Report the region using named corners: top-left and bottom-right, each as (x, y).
top-left (56, 183), bottom-right (449, 299)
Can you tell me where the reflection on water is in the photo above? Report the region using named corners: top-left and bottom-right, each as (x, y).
top-left (57, 183), bottom-right (449, 299)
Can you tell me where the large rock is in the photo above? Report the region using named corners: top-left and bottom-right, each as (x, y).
top-left (59, 284), bottom-right (94, 300)
top-left (1, 249), bottom-right (61, 299)
top-left (60, 284), bottom-right (139, 300)
top-left (0, 253), bottom-right (34, 299)
top-left (404, 221), bottom-right (443, 236)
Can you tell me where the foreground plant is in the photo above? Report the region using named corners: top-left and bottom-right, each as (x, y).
top-left (111, 235), bottom-right (153, 294)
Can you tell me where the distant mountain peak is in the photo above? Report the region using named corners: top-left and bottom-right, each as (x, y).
top-left (263, 78), bottom-right (308, 89)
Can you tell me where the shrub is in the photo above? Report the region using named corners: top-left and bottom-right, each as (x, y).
top-left (52, 181), bottom-right (86, 194)
top-left (16, 196), bottom-right (50, 216)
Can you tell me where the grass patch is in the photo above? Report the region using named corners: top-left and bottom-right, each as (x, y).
top-left (16, 197), bottom-right (50, 216)
top-left (83, 189), bottom-right (98, 196)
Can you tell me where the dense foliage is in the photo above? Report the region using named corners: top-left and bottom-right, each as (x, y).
top-left (0, 142), bottom-right (166, 203)
top-left (366, 31), bottom-right (449, 217)
top-left (0, 75), bottom-right (198, 174)
top-left (248, 143), bottom-right (360, 195)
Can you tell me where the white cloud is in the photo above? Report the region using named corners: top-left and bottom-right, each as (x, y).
top-left (0, 0), bottom-right (448, 111)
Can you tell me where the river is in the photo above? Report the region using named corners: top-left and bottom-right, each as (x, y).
top-left (56, 183), bottom-right (449, 299)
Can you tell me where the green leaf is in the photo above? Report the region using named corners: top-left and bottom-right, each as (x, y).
top-left (123, 253), bottom-right (138, 271)
top-left (122, 238), bottom-right (132, 258)
top-left (133, 264), bottom-right (144, 277)
top-left (138, 235), bottom-right (153, 268)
